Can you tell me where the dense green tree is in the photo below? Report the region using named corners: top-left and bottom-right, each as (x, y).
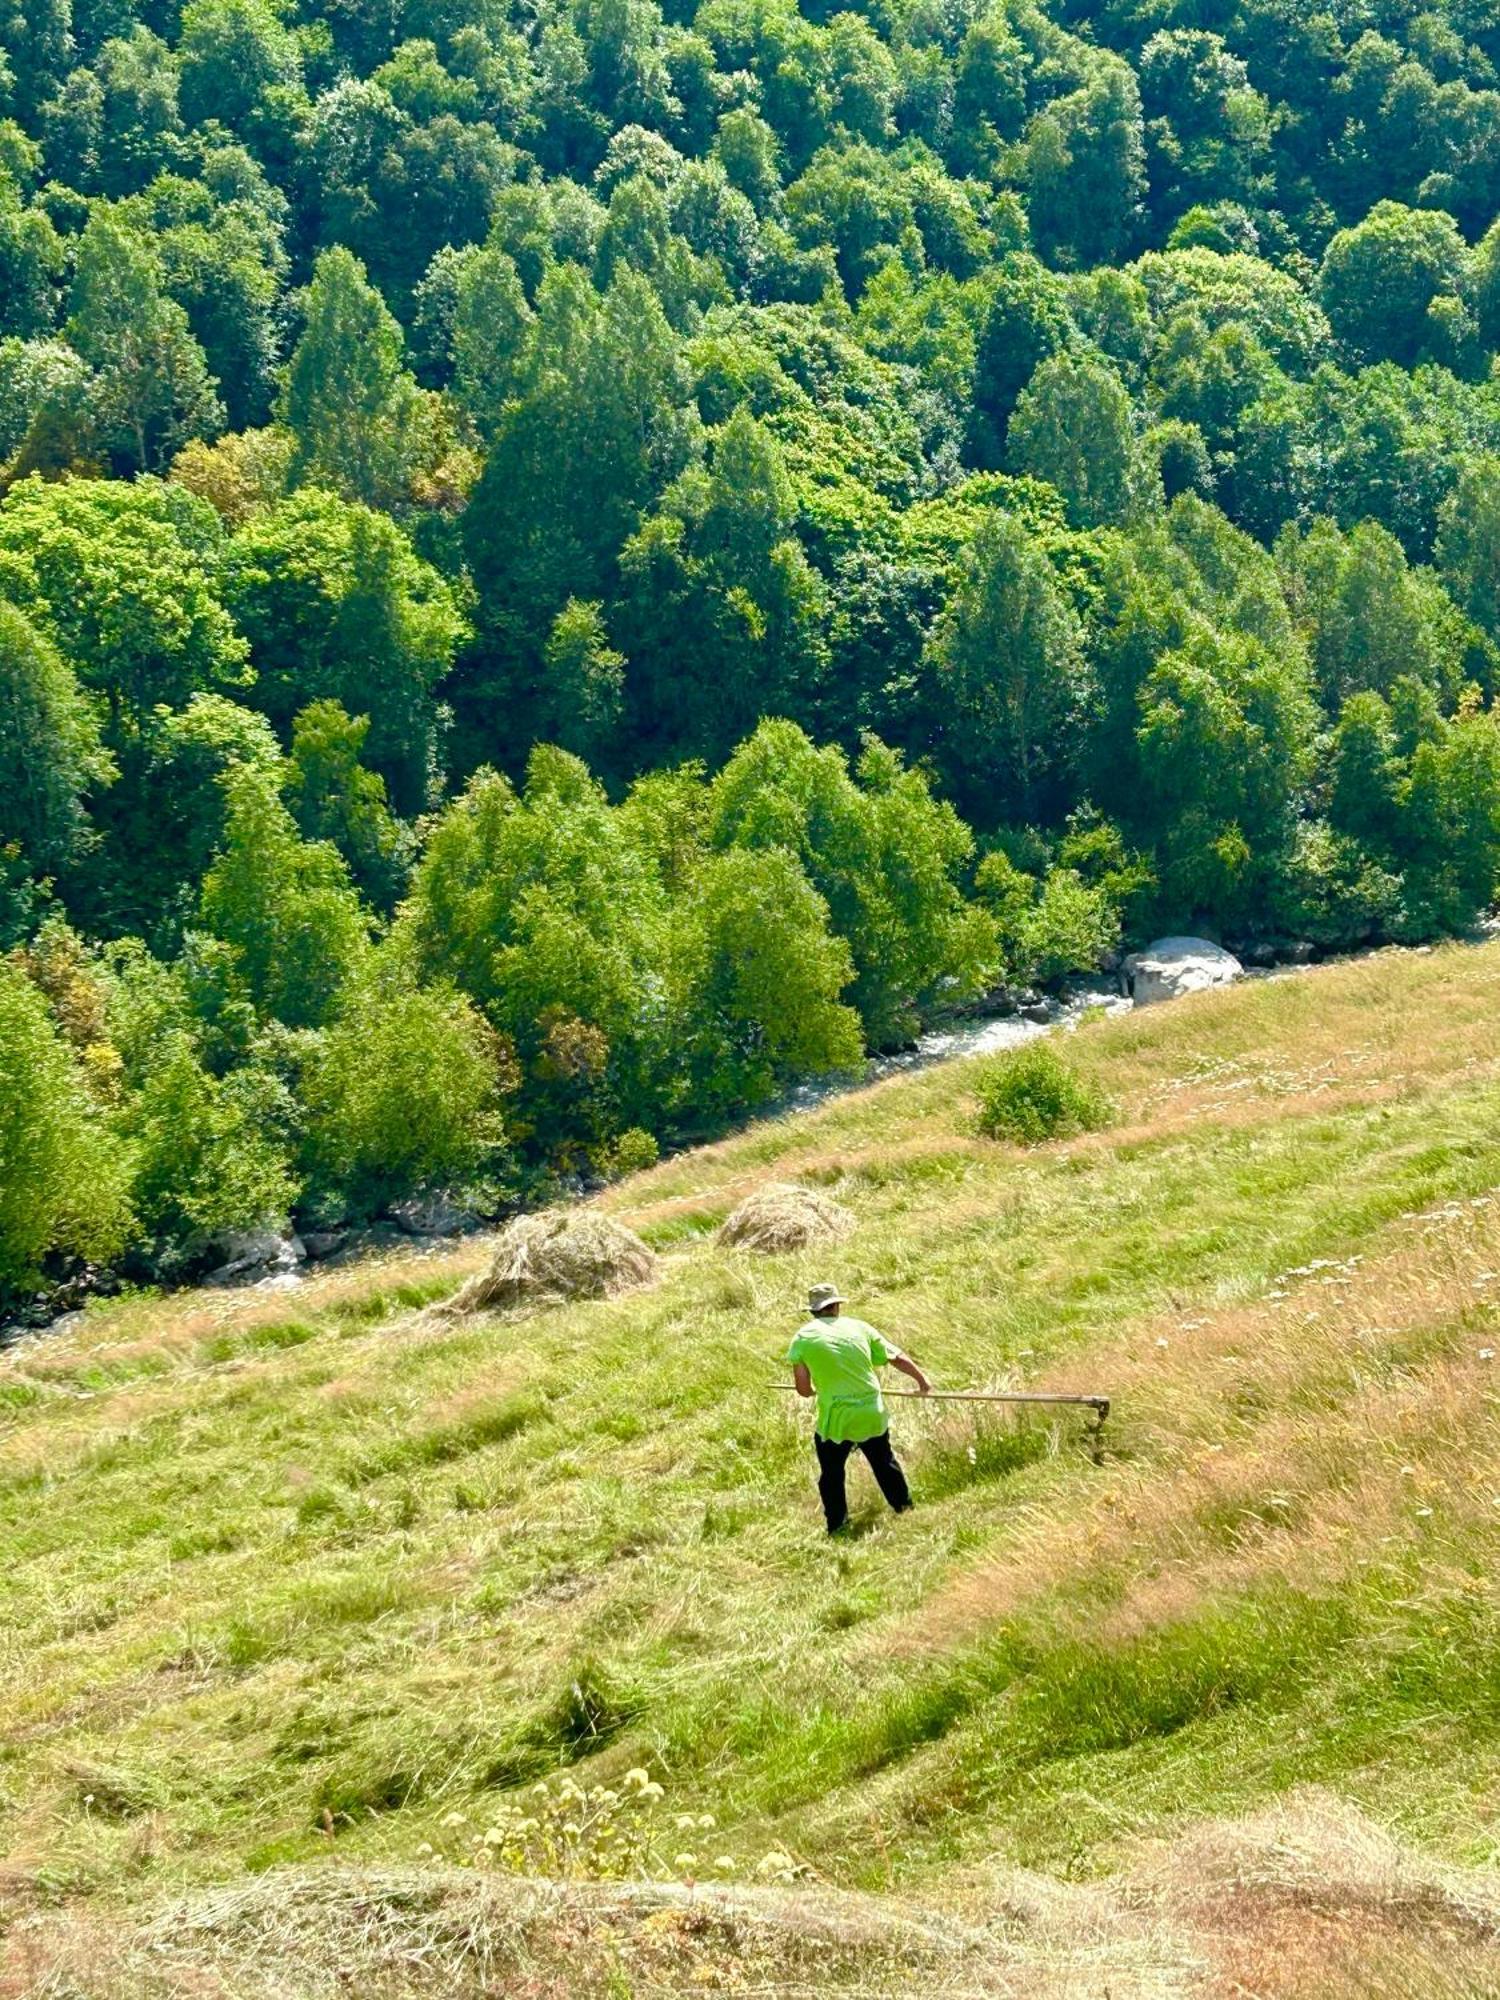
top-left (177, 0), bottom-right (303, 137)
top-left (1280, 516), bottom-right (1484, 711)
top-left (673, 843), bottom-right (862, 1112)
top-left (224, 488), bottom-right (465, 815)
top-left (198, 763), bottom-right (369, 1028)
top-left (116, 1026), bottom-right (299, 1252)
top-left (0, 337), bottom-right (96, 481)
top-left (536, 598), bottom-right (626, 760)
top-left (950, 10), bottom-right (1030, 174)
top-left (1024, 57), bottom-right (1146, 268)
top-left (280, 246), bottom-right (424, 509)
top-left (705, 718), bottom-right (996, 1043)
top-left (0, 601), bottom-right (112, 889)
top-left (65, 207), bottom-right (222, 470)
top-left (100, 692), bottom-right (281, 938)
top-left (0, 476), bottom-right (249, 745)
top-left (968, 255), bottom-right (1076, 466)
top-left (0, 0), bottom-right (75, 120)
top-left (1327, 684), bottom-right (1500, 936)
top-left (1320, 201), bottom-right (1475, 371)
top-left (301, 960), bottom-right (509, 1213)
top-left (1138, 30), bottom-right (1270, 223)
top-left (1436, 456), bottom-right (1500, 645)
top-left (48, 27), bottom-right (184, 197)
top-left (0, 171), bottom-right (64, 337)
top-left (394, 749), bottom-right (673, 1149)
top-left (125, 172), bottom-right (287, 431)
top-left (616, 407), bottom-right (829, 763)
top-left (924, 509), bottom-right (1086, 821)
top-left (1009, 350), bottom-right (1151, 529)
top-left (461, 266), bottom-right (701, 738)
top-left (1328, 690), bottom-right (1402, 855)
top-left (449, 241), bottom-right (533, 438)
top-left (0, 957), bottom-right (133, 1297)
top-left (712, 106), bottom-right (782, 212)
top-left (286, 699), bottom-right (410, 911)
top-left (1132, 621), bottom-right (1317, 927)
top-left (1154, 318), bottom-right (1280, 462)
top-left (1130, 248), bottom-right (1332, 373)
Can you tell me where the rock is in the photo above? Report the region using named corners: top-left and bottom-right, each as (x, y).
top-left (387, 1193), bottom-right (482, 1238)
top-left (204, 1230), bottom-right (306, 1287)
top-left (1124, 937), bottom-right (1243, 1007)
top-left (312, 1225), bottom-right (405, 1267)
top-left (1281, 939), bottom-right (1317, 965)
top-left (301, 1230), bottom-right (348, 1262)
top-left (1020, 1002), bottom-right (1052, 1025)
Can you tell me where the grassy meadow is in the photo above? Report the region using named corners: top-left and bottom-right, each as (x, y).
top-left (7, 942), bottom-right (1500, 1996)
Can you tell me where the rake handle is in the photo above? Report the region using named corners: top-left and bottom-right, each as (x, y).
top-left (773, 1386), bottom-right (1110, 1414)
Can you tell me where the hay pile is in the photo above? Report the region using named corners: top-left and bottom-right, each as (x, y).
top-left (717, 1181), bottom-right (855, 1255)
top-left (446, 1209), bottom-right (657, 1316)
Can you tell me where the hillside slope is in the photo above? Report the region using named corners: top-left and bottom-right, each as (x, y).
top-left (6, 944), bottom-right (1500, 1996)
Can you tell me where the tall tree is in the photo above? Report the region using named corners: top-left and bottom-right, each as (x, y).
top-left (279, 246), bottom-right (424, 509)
top-left (925, 510), bottom-right (1087, 821)
top-left (198, 764), bottom-right (369, 1029)
top-left (0, 475), bottom-right (249, 746)
top-left (0, 599), bottom-right (113, 889)
top-left (1009, 350), bottom-right (1152, 530)
top-left (1320, 202), bottom-right (1476, 372)
top-left (66, 207), bottom-right (222, 471)
top-left (224, 489), bottom-right (466, 815)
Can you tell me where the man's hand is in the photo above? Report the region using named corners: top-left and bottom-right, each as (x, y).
top-left (892, 1353), bottom-right (931, 1395)
top-left (793, 1361), bottom-right (814, 1399)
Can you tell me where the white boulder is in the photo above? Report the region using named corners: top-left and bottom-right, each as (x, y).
top-left (1124, 936), bottom-right (1243, 1007)
top-left (204, 1229), bottom-right (306, 1286)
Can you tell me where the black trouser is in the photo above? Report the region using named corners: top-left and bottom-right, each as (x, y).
top-left (814, 1430), bottom-right (911, 1532)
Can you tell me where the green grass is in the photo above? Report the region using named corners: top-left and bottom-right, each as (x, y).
top-left (4, 941), bottom-right (1500, 1987)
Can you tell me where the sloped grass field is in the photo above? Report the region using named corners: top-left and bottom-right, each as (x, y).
top-left (7, 943), bottom-right (1500, 1995)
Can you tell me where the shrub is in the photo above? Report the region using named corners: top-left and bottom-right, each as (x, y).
top-left (603, 1126), bottom-right (659, 1178)
top-left (974, 1041), bottom-right (1113, 1145)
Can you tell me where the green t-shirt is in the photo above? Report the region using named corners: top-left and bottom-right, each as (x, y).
top-left (786, 1316), bottom-right (900, 1444)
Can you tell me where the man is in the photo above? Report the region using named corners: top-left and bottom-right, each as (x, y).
top-left (788, 1282), bottom-right (931, 1534)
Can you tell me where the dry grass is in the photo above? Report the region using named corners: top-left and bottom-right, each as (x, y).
top-left (717, 1181), bottom-right (857, 1254)
top-left (443, 1209), bottom-right (659, 1316)
top-left (7, 1794), bottom-right (1498, 1998)
top-left (900, 1187), bottom-right (1500, 1661)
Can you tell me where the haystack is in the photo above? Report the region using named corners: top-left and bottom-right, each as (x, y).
top-left (447, 1209), bottom-right (657, 1315)
top-left (717, 1181), bottom-right (855, 1255)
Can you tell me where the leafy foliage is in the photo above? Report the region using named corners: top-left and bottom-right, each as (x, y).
top-left (4, 0), bottom-right (1500, 1296)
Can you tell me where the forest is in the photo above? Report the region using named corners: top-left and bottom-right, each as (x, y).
top-left (5, 0), bottom-right (1500, 1304)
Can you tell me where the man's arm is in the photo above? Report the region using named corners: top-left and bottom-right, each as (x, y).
top-left (891, 1352), bottom-right (932, 1394)
top-left (793, 1361), bottom-right (814, 1398)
